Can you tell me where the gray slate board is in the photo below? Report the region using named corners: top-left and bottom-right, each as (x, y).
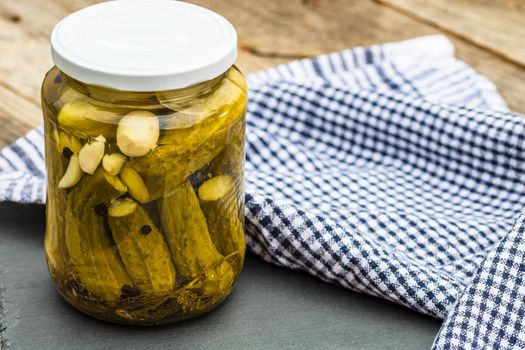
top-left (0, 203), bottom-right (441, 349)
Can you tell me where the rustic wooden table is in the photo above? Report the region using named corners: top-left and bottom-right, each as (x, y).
top-left (0, 0), bottom-right (524, 149)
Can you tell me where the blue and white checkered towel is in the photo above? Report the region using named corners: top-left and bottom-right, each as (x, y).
top-left (2, 35), bottom-right (524, 349)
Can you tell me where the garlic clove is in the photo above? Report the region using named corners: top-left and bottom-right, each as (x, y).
top-left (198, 175), bottom-right (235, 201)
top-left (102, 153), bottom-right (127, 176)
top-left (108, 197), bottom-right (138, 217)
top-left (119, 166), bottom-right (149, 203)
top-left (93, 135), bottom-right (106, 143)
top-left (78, 135), bottom-right (106, 175)
top-left (58, 154), bottom-right (82, 188)
top-left (104, 172), bottom-right (127, 193)
top-left (116, 111), bottom-right (159, 157)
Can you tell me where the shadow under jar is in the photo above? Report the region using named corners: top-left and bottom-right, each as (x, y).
top-left (41, 0), bottom-right (247, 325)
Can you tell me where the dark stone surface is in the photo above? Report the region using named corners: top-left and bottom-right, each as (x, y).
top-left (0, 203), bottom-right (441, 349)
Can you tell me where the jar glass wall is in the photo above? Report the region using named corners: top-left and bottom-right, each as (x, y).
top-left (41, 66), bottom-right (247, 325)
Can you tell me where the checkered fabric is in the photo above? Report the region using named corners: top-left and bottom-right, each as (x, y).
top-left (1, 35), bottom-right (524, 348)
top-left (433, 214), bottom-right (525, 349)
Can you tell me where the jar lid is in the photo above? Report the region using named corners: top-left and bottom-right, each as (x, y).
top-left (51, 0), bottom-right (237, 92)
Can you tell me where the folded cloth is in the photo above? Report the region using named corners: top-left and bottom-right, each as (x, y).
top-left (1, 35), bottom-right (524, 348)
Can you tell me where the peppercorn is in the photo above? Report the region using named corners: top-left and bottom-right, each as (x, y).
top-left (62, 147), bottom-right (73, 160)
top-left (140, 225), bottom-right (152, 235)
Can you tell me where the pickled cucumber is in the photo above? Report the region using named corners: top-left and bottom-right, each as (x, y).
top-left (199, 175), bottom-right (245, 259)
top-left (226, 66), bottom-right (248, 93)
top-left (64, 169), bottom-right (131, 303)
top-left (129, 117), bottom-right (243, 201)
top-left (126, 73), bottom-right (246, 202)
top-left (56, 85), bottom-right (87, 108)
top-left (58, 101), bottom-right (120, 138)
top-left (108, 206), bottom-right (176, 296)
top-left (161, 180), bottom-right (234, 296)
top-left (156, 74), bottom-right (224, 115)
top-left (44, 121), bottom-right (69, 274)
top-left (159, 76), bottom-right (246, 148)
top-left (209, 116), bottom-right (245, 178)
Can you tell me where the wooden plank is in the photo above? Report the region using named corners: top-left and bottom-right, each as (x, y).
top-left (377, 0), bottom-right (525, 68)
top-left (0, 0), bottom-right (98, 102)
top-left (191, 0), bottom-right (525, 113)
top-left (0, 84), bottom-right (41, 148)
top-left (0, 16), bottom-right (52, 105)
top-left (0, 0), bottom-right (98, 147)
top-left (452, 39), bottom-right (525, 114)
top-left (190, 0), bottom-right (438, 72)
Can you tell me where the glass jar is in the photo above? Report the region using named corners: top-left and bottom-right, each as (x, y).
top-left (41, 1), bottom-right (247, 325)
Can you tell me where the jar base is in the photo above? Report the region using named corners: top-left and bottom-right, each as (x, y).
top-left (55, 282), bottom-right (237, 326)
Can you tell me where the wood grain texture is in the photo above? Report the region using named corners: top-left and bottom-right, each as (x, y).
top-left (378, 0), bottom-right (525, 68)
top-left (191, 0), bottom-right (525, 114)
top-left (0, 0), bottom-right (523, 148)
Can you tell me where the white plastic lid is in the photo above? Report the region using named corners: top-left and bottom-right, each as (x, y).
top-left (51, 0), bottom-right (237, 92)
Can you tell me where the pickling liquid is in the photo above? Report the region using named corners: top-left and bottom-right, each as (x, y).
top-left (42, 66), bottom-right (247, 325)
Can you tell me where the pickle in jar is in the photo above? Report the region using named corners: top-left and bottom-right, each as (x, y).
top-left (108, 205), bottom-right (176, 297)
top-left (57, 101), bottom-right (121, 139)
top-left (198, 175), bottom-right (246, 259)
top-left (123, 70), bottom-right (246, 201)
top-left (161, 180), bottom-right (234, 296)
top-left (64, 169), bottom-right (132, 303)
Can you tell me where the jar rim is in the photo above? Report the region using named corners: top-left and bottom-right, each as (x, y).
top-left (51, 0), bottom-right (237, 92)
